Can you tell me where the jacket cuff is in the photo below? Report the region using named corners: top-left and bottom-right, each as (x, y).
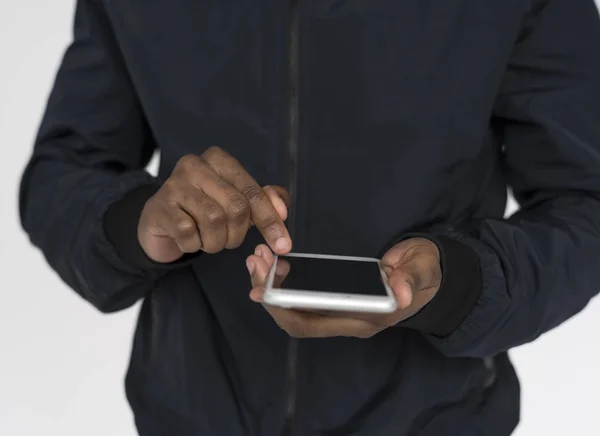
top-left (390, 233), bottom-right (483, 337)
top-left (103, 184), bottom-right (204, 270)
top-left (103, 184), bottom-right (162, 270)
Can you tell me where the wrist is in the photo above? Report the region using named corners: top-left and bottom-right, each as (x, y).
top-left (393, 233), bottom-right (482, 337)
top-left (104, 184), bottom-right (160, 269)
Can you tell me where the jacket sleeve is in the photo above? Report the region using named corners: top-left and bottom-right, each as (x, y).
top-left (398, 0), bottom-right (600, 358)
top-left (20, 0), bottom-right (185, 313)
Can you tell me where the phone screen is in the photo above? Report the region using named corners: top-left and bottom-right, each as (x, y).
top-left (274, 256), bottom-right (387, 296)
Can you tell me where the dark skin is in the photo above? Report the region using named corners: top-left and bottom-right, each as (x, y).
top-left (138, 147), bottom-right (292, 262)
top-left (246, 238), bottom-right (441, 338)
top-left (139, 147), bottom-right (442, 338)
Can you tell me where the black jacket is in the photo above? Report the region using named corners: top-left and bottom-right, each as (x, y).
top-left (20, 0), bottom-right (600, 435)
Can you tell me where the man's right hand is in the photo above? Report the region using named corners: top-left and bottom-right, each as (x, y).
top-left (138, 147), bottom-right (292, 263)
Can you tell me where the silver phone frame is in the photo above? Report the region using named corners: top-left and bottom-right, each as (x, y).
top-left (263, 253), bottom-right (397, 313)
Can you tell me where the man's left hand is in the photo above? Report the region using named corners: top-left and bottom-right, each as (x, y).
top-left (246, 238), bottom-right (442, 339)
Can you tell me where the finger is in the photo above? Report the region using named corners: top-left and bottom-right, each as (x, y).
top-left (264, 185), bottom-right (291, 207)
top-left (299, 307), bottom-right (395, 330)
top-left (202, 148), bottom-right (292, 254)
top-left (149, 204), bottom-right (202, 255)
top-left (254, 244), bottom-right (274, 267)
top-left (176, 190), bottom-right (227, 254)
top-left (255, 244), bottom-right (289, 280)
top-left (386, 268), bottom-right (415, 309)
top-left (247, 253), bottom-right (271, 289)
top-left (248, 248), bottom-right (290, 301)
top-left (175, 155), bottom-right (251, 249)
top-left (274, 258), bottom-right (290, 284)
top-left (263, 185), bottom-right (289, 221)
top-left (264, 307), bottom-right (380, 339)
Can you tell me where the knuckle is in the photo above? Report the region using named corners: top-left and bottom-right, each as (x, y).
top-left (176, 154), bottom-right (201, 173)
top-left (201, 146), bottom-right (225, 162)
top-left (225, 195), bottom-right (251, 221)
top-left (174, 218), bottom-right (197, 238)
top-left (242, 185), bottom-right (266, 206)
top-left (178, 190), bottom-right (198, 207)
top-left (203, 205), bottom-right (227, 227)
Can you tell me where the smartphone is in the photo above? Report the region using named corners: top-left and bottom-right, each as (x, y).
top-left (263, 253), bottom-right (397, 313)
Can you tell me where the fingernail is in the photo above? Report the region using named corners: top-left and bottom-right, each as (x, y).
top-left (275, 237), bottom-right (290, 253)
top-left (255, 247), bottom-right (263, 257)
top-left (246, 259), bottom-right (255, 275)
top-left (382, 266), bottom-right (393, 276)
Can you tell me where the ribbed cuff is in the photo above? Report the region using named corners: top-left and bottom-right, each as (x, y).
top-left (390, 233), bottom-right (483, 337)
top-left (103, 184), bottom-right (162, 270)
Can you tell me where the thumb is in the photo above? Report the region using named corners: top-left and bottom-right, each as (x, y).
top-left (386, 267), bottom-right (416, 310)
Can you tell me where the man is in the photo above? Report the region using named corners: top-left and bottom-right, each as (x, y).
top-left (19, 0), bottom-right (600, 434)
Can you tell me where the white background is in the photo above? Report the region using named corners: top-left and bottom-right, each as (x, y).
top-left (1, 1), bottom-right (599, 435)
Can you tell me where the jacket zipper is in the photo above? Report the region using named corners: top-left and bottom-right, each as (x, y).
top-left (286, 0), bottom-right (300, 235)
top-left (282, 338), bottom-right (299, 436)
top-left (283, 1), bottom-right (301, 435)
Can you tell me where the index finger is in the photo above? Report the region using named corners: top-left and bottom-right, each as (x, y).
top-left (203, 150), bottom-right (292, 254)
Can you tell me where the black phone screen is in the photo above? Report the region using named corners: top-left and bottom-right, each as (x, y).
top-left (275, 256), bottom-right (387, 296)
